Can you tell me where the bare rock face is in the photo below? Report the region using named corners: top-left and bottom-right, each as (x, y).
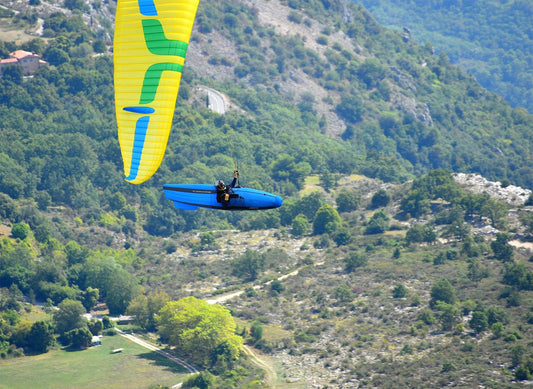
top-left (453, 173), bottom-right (531, 207)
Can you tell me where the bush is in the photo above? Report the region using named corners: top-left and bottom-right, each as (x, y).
top-left (392, 284), bottom-right (408, 298)
top-left (11, 223), bottom-right (30, 240)
top-left (344, 252), bottom-right (368, 272)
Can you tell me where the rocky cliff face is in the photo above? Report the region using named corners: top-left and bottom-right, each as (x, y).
top-left (453, 173), bottom-right (531, 207)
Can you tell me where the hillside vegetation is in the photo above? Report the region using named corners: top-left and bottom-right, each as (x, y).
top-left (0, 0), bottom-right (533, 387)
top-left (358, 0), bottom-right (533, 113)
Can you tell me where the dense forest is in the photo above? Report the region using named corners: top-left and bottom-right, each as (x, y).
top-left (358, 0), bottom-right (533, 112)
top-left (1, 0), bottom-right (533, 387)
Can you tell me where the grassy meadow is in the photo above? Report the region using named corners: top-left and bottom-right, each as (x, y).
top-left (0, 335), bottom-right (190, 389)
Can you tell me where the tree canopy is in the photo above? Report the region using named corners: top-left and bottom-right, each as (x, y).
top-left (157, 297), bottom-right (243, 366)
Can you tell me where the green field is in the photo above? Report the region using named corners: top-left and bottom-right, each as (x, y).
top-left (0, 335), bottom-right (190, 389)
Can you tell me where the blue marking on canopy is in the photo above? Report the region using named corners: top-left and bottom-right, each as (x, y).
top-left (125, 116), bottom-right (150, 182)
top-left (138, 0), bottom-right (157, 16)
top-left (124, 106), bottom-right (156, 114)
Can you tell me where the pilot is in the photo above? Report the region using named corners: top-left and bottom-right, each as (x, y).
top-left (216, 170), bottom-right (238, 207)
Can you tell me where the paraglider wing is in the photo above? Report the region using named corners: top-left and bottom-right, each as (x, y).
top-left (114, 0), bottom-right (200, 184)
top-left (163, 184), bottom-right (283, 210)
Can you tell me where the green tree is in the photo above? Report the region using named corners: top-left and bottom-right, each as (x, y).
top-left (44, 47), bottom-right (69, 66)
top-left (231, 249), bottom-right (265, 281)
top-left (524, 192), bottom-right (533, 206)
top-left (64, 0), bottom-right (84, 11)
top-left (336, 94), bottom-right (363, 123)
top-left (520, 211), bottom-right (533, 235)
top-left (182, 372), bottom-right (215, 389)
top-left (392, 284), bottom-right (408, 298)
top-left (460, 193), bottom-right (489, 219)
top-left (336, 190), bottom-right (360, 212)
top-left (313, 204), bottom-right (341, 235)
top-left (437, 303), bottom-right (460, 331)
top-left (65, 241), bottom-right (89, 265)
top-left (11, 320), bottom-right (32, 349)
top-left (2, 64), bottom-right (23, 84)
top-left (406, 223), bottom-right (436, 245)
top-left (82, 256), bottom-right (140, 315)
top-left (291, 214), bottom-right (309, 236)
top-left (491, 233), bottom-right (514, 262)
top-left (344, 251), bottom-right (368, 272)
top-left (467, 259), bottom-right (488, 282)
top-left (370, 189), bottom-right (391, 209)
top-left (357, 58), bottom-right (386, 88)
top-left (511, 345), bottom-right (525, 367)
top-left (319, 170), bottom-right (336, 191)
top-left (250, 320), bottom-right (263, 343)
top-left (482, 198), bottom-right (508, 227)
top-left (65, 327), bottom-right (92, 349)
top-left (53, 299), bottom-right (87, 337)
top-left (109, 192), bottom-right (127, 211)
top-left (102, 316), bottom-right (112, 329)
top-left (105, 270), bottom-right (140, 315)
top-left (430, 279), bottom-right (457, 308)
top-left (11, 223), bottom-right (30, 240)
top-left (401, 189), bottom-right (431, 218)
top-left (81, 287), bottom-right (99, 311)
top-left (88, 318), bottom-right (103, 336)
top-left (199, 232), bottom-right (219, 251)
top-left (270, 279), bottom-right (285, 295)
top-left (461, 235), bottom-right (482, 258)
top-left (487, 306), bottom-right (509, 326)
top-left (26, 321), bottom-right (54, 354)
top-left (92, 39), bottom-right (106, 53)
top-left (469, 311), bottom-right (488, 334)
top-left (502, 262), bottom-right (533, 290)
top-left (365, 209), bottom-right (389, 234)
top-left (334, 284), bottom-right (354, 303)
top-left (271, 154), bottom-right (311, 189)
top-left (411, 169), bottom-right (462, 201)
top-left (127, 291), bottom-right (170, 331)
top-left (296, 192), bottom-right (325, 220)
top-left (491, 322), bottom-right (504, 338)
top-left (417, 309), bottom-right (436, 325)
top-left (333, 227), bottom-right (351, 246)
top-left (157, 297), bottom-right (242, 366)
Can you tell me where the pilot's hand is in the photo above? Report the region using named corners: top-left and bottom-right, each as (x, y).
top-left (234, 170), bottom-right (239, 178)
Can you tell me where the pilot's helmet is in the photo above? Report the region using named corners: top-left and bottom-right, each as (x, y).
top-left (216, 180), bottom-right (225, 189)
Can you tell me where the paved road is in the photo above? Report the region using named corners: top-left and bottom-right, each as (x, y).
top-left (198, 86), bottom-right (226, 114)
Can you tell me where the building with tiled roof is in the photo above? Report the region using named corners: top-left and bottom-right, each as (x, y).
top-left (0, 50), bottom-right (47, 76)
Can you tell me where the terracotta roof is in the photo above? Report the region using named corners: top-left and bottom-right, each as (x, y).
top-left (10, 50), bottom-right (37, 60)
top-left (0, 58), bottom-right (18, 64)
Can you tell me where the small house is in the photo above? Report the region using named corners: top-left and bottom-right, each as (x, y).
top-left (0, 50), bottom-right (47, 76)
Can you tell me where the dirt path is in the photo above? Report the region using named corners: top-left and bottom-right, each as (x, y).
top-left (243, 345), bottom-right (278, 388)
top-left (207, 262), bottom-right (324, 305)
top-left (116, 328), bottom-right (199, 387)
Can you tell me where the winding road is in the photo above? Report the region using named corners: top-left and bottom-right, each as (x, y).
top-left (116, 263), bottom-right (317, 385)
top-left (198, 86), bottom-right (227, 114)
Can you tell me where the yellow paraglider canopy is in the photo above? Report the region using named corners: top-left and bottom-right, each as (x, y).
top-left (114, 0), bottom-right (200, 184)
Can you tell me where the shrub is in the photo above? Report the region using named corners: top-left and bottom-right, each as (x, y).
top-left (11, 223), bottom-right (30, 240)
top-left (392, 284), bottom-right (408, 298)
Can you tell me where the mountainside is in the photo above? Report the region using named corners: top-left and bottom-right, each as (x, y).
top-left (1, 0), bottom-right (533, 387)
top-left (183, 0), bottom-right (533, 188)
top-left (358, 0), bottom-right (533, 113)
top-left (1, 0), bottom-right (533, 199)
